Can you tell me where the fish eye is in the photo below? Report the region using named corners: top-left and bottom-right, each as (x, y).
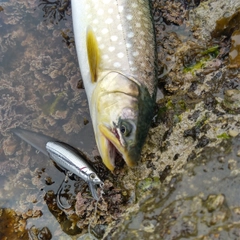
top-left (90, 173), bottom-right (96, 179)
top-left (120, 125), bottom-right (126, 134)
top-left (120, 121), bottom-right (132, 137)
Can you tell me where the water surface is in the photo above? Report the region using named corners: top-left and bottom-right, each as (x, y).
top-left (0, 1), bottom-right (97, 238)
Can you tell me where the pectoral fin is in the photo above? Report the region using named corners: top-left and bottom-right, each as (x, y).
top-left (86, 27), bottom-right (100, 83)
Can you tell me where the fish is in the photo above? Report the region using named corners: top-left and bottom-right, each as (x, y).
top-left (71, 0), bottom-right (157, 171)
top-left (12, 128), bottom-right (103, 200)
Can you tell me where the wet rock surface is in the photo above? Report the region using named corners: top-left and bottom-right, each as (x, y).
top-left (103, 0), bottom-right (240, 238)
top-left (0, 0), bottom-right (239, 239)
top-left (108, 136), bottom-right (240, 239)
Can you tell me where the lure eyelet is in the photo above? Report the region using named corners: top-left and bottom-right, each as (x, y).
top-left (89, 173), bottom-right (96, 179)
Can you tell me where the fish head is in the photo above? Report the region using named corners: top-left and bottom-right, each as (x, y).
top-left (91, 72), bottom-right (154, 171)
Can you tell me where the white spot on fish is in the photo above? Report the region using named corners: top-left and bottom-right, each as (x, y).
top-left (110, 35), bottom-right (118, 41)
top-left (131, 3), bottom-right (138, 8)
top-left (117, 24), bottom-right (122, 31)
top-left (117, 52), bottom-right (124, 58)
top-left (118, 6), bottom-right (124, 12)
top-left (97, 36), bottom-right (102, 42)
top-left (127, 32), bottom-right (134, 38)
top-left (133, 51), bottom-right (139, 57)
top-left (101, 28), bottom-right (109, 34)
top-left (87, 14), bottom-right (92, 19)
top-left (140, 40), bottom-right (146, 46)
top-left (102, 54), bottom-right (109, 59)
top-left (105, 18), bottom-right (113, 24)
top-left (99, 44), bottom-right (105, 49)
top-left (126, 43), bottom-right (132, 48)
top-left (108, 8), bottom-right (113, 14)
top-left (126, 14), bottom-right (133, 20)
top-left (93, 19), bottom-right (99, 24)
top-left (113, 62), bottom-right (121, 67)
top-left (135, 22), bottom-right (141, 28)
top-left (108, 46), bottom-right (115, 52)
top-left (97, 9), bottom-right (104, 15)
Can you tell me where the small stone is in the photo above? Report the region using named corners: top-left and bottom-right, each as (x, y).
top-left (217, 156), bottom-right (225, 163)
top-left (237, 150), bottom-right (240, 157)
top-left (228, 159), bottom-right (237, 170)
top-left (45, 177), bottom-right (54, 185)
top-left (230, 169), bottom-right (240, 177)
top-left (26, 209), bottom-right (33, 217)
top-left (205, 194), bottom-right (225, 212)
top-left (228, 129), bottom-right (239, 137)
top-left (222, 89), bottom-right (240, 114)
top-left (233, 207), bottom-right (240, 215)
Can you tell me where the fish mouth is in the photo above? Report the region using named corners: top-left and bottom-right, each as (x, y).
top-left (99, 124), bottom-right (136, 171)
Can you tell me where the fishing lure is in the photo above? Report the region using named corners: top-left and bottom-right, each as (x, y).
top-left (13, 128), bottom-right (104, 201)
top-left (46, 141), bottom-right (104, 200)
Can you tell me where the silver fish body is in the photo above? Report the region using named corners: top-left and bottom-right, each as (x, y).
top-left (72, 0), bottom-right (157, 171)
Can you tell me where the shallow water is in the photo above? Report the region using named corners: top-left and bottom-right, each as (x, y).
top-left (0, 0), bottom-right (97, 239)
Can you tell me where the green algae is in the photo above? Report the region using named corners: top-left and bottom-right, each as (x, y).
top-left (217, 133), bottom-right (230, 139)
top-left (41, 93), bottom-right (65, 115)
top-left (166, 100), bottom-right (174, 109)
top-left (136, 177), bottom-right (161, 200)
top-left (183, 46), bottom-right (219, 74)
top-left (201, 45), bottom-right (219, 57)
top-left (183, 58), bottom-right (207, 73)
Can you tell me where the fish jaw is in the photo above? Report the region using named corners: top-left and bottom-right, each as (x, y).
top-left (97, 125), bottom-right (116, 171)
top-left (98, 123), bottom-right (136, 170)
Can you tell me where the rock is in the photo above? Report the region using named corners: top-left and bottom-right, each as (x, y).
top-left (222, 89), bottom-right (240, 114)
top-left (189, 0), bottom-right (240, 42)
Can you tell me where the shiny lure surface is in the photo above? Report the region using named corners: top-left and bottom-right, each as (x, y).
top-left (46, 141), bottom-right (104, 200)
top-left (12, 128), bottom-right (103, 200)
top-left (71, 0), bottom-right (157, 171)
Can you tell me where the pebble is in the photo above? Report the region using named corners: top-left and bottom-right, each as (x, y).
top-left (237, 150), bottom-right (240, 157)
top-left (228, 129), bottom-right (239, 137)
top-left (228, 159), bottom-right (237, 170)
